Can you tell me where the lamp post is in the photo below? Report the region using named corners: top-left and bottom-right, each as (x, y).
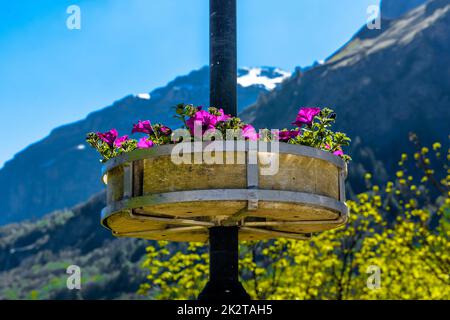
top-left (99, 0), bottom-right (349, 302)
top-left (198, 0), bottom-right (250, 301)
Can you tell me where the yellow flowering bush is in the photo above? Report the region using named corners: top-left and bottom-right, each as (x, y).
top-left (138, 138), bottom-right (449, 299)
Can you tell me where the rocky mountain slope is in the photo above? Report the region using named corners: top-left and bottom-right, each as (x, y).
top-left (381, 0), bottom-right (429, 19)
top-left (0, 67), bottom-right (290, 225)
top-left (0, 193), bottom-right (149, 299)
top-left (242, 0), bottom-right (450, 194)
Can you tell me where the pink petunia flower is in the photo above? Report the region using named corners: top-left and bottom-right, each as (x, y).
top-left (242, 124), bottom-right (259, 141)
top-left (217, 108), bottom-right (232, 122)
top-left (325, 144), bottom-right (344, 157)
top-left (292, 107), bottom-right (321, 127)
top-left (114, 135), bottom-right (129, 148)
top-left (97, 129), bottom-right (118, 147)
top-left (160, 126), bottom-right (172, 136)
top-left (132, 120), bottom-right (153, 134)
top-left (137, 137), bottom-right (154, 149)
top-left (186, 110), bottom-right (218, 136)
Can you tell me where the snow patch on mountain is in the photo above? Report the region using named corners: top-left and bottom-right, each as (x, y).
top-left (238, 67), bottom-right (291, 90)
top-left (136, 93), bottom-right (151, 100)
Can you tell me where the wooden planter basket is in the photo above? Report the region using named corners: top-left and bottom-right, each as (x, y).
top-left (101, 142), bottom-right (348, 242)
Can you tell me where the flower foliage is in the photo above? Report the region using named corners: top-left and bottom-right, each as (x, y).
top-left (86, 104), bottom-right (351, 162)
top-left (138, 139), bottom-right (449, 300)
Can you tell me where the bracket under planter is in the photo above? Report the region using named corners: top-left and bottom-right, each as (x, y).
top-left (101, 142), bottom-right (348, 242)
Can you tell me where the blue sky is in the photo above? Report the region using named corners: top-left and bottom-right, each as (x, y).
top-left (0, 0), bottom-right (379, 167)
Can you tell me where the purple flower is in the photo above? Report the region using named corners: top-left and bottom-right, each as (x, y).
top-left (217, 109), bottom-right (232, 122)
top-left (242, 124), bottom-right (259, 141)
top-left (325, 144), bottom-right (344, 157)
top-left (186, 110), bottom-right (218, 136)
top-left (292, 107), bottom-right (321, 127)
top-left (278, 131), bottom-right (291, 142)
top-left (137, 137), bottom-right (154, 149)
top-left (97, 129), bottom-right (118, 147)
top-left (278, 129), bottom-right (301, 142)
top-left (114, 135), bottom-right (129, 148)
top-left (160, 125), bottom-right (172, 136)
top-left (132, 120), bottom-right (153, 134)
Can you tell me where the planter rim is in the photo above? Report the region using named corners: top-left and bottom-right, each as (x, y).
top-left (100, 189), bottom-right (348, 230)
top-left (101, 141), bottom-right (347, 175)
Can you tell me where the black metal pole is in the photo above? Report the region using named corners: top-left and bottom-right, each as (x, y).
top-left (198, 227), bottom-right (249, 300)
top-left (198, 0), bottom-right (250, 301)
top-left (209, 0), bottom-right (237, 115)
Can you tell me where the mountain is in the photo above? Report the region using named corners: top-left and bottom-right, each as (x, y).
top-left (241, 0), bottom-right (450, 194)
top-left (0, 67), bottom-right (290, 225)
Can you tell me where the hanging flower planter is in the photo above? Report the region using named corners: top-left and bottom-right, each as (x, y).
top-left (88, 105), bottom-right (351, 242)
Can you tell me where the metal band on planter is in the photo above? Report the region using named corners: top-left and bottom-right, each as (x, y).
top-left (100, 142), bottom-right (348, 242)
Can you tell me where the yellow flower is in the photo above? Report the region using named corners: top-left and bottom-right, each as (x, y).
top-left (432, 142), bottom-right (441, 150)
top-left (421, 147), bottom-right (429, 154)
top-left (396, 171), bottom-right (404, 178)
